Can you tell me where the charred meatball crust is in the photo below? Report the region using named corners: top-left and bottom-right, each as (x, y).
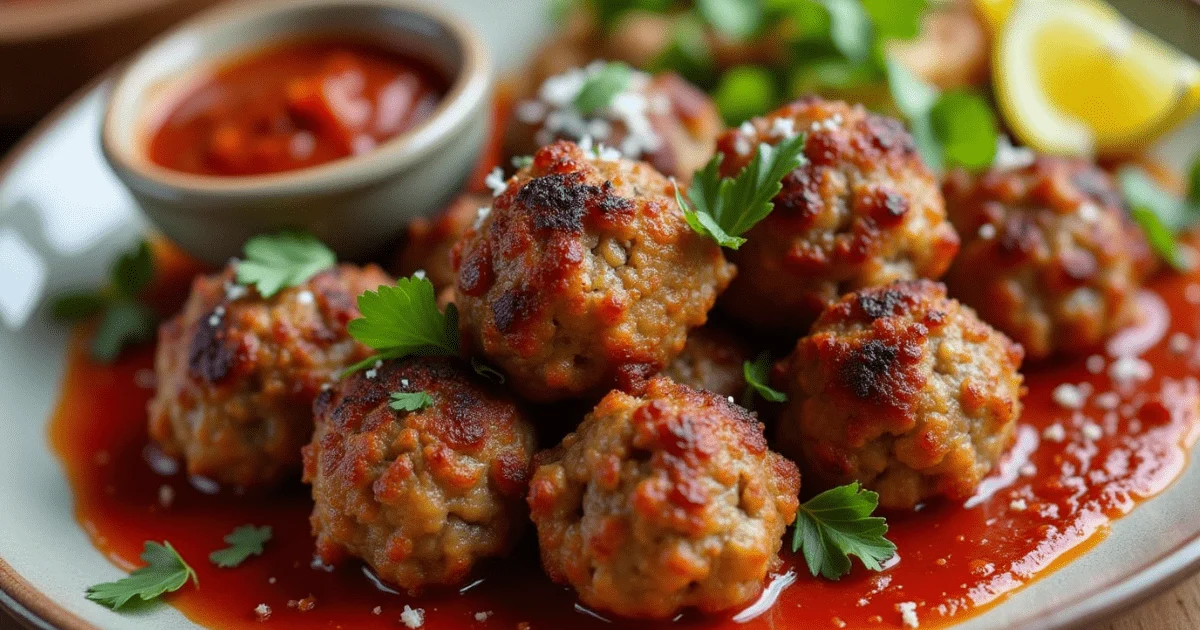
top-left (507, 65), bottom-right (723, 181)
top-left (662, 325), bottom-right (752, 399)
top-left (453, 140), bottom-right (736, 402)
top-left (303, 357), bottom-right (537, 592)
top-left (716, 98), bottom-right (959, 332)
top-left (777, 280), bottom-right (1024, 509)
top-left (394, 193), bottom-right (488, 295)
top-left (148, 264), bottom-right (391, 488)
top-left (528, 376), bottom-right (800, 619)
top-left (943, 157), bottom-right (1152, 360)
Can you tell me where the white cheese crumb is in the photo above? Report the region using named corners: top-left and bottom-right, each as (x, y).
top-left (401, 605), bottom-right (425, 628)
top-left (320, 382), bottom-right (332, 391)
top-left (296, 290), bottom-right (314, 305)
top-left (254, 603), bottom-right (272, 622)
top-left (1020, 463), bottom-right (1037, 477)
top-left (372, 606), bottom-right (382, 615)
top-left (473, 206), bottom-right (492, 230)
top-left (897, 601), bottom-right (919, 628)
top-left (992, 135), bottom-right (1036, 170)
top-left (208, 313), bottom-right (222, 327)
top-left (401, 379), bottom-right (410, 387)
top-left (310, 556), bottom-right (335, 572)
top-left (1077, 202), bottom-right (1100, 223)
top-left (738, 121), bottom-right (756, 136)
top-left (158, 485), bottom-right (175, 508)
top-left (1169, 333), bottom-right (1191, 354)
top-left (268, 577), bottom-right (277, 584)
top-left (978, 224), bottom-right (997, 240)
top-left (224, 281), bottom-right (249, 302)
top-left (1086, 355), bottom-right (1105, 374)
top-left (1108, 356), bottom-right (1152, 386)
top-left (1042, 423), bottom-right (1066, 442)
top-left (1082, 422), bottom-right (1104, 441)
top-left (771, 117), bottom-right (797, 139)
top-left (1051, 383), bottom-right (1086, 409)
top-left (413, 270), bottom-right (427, 280)
top-left (485, 167), bottom-right (507, 197)
top-left (364, 369), bottom-right (377, 379)
top-left (1094, 391), bottom-right (1120, 410)
top-left (1009, 498), bottom-right (1028, 511)
top-left (474, 611), bottom-right (493, 621)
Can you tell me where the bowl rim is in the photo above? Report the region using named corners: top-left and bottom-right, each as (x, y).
top-left (99, 0), bottom-right (491, 200)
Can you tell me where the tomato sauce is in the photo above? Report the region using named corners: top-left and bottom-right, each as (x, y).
top-left (146, 39), bottom-right (447, 177)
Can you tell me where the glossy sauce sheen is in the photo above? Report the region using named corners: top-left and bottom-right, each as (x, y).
top-left (147, 39), bottom-right (446, 177)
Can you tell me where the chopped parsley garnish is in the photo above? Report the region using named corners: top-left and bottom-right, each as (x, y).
top-left (792, 482), bottom-right (896, 580)
top-left (86, 541), bottom-right (197, 609)
top-left (390, 391), bottom-right (434, 412)
top-left (471, 357), bottom-right (507, 384)
top-left (885, 59), bottom-right (997, 173)
top-left (209, 525), bottom-right (272, 568)
top-left (50, 240), bottom-right (158, 363)
top-left (822, 0), bottom-right (873, 62)
top-left (573, 62), bottom-right (634, 115)
top-left (696, 0), bottom-right (765, 41)
top-left (1119, 162), bottom-right (1200, 271)
top-left (344, 275), bottom-right (460, 374)
top-left (235, 231), bottom-right (336, 298)
top-left (677, 132), bottom-right (808, 249)
top-left (743, 351), bottom-right (787, 403)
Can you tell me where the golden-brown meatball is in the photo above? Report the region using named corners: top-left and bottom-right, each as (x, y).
top-left (148, 264), bottom-right (391, 488)
top-left (943, 157), bottom-right (1152, 360)
top-left (716, 98), bottom-right (959, 333)
top-left (303, 357), bottom-right (537, 592)
top-left (393, 192), bottom-right (487, 294)
top-left (453, 140), bottom-right (735, 402)
top-left (776, 280), bottom-right (1024, 509)
top-left (662, 325), bottom-right (751, 399)
top-left (507, 63), bottom-right (722, 181)
top-left (528, 376), bottom-right (800, 619)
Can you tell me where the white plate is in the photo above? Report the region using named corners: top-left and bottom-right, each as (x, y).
top-left (0, 1), bottom-right (1198, 629)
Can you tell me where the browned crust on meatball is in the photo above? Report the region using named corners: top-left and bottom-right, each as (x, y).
top-left (528, 376), bottom-right (800, 619)
top-left (303, 357), bottom-right (537, 592)
top-left (777, 280), bottom-right (1024, 509)
top-left (453, 140), bottom-right (735, 402)
top-left (715, 97), bottom-right (959, 333)
top-left (943, 157), bottom-right (1152, 360)
top-left (148, 264), bottom-right (391, 488)
top-left (662, 325), bottom-right (752, 399)
top-left (393, 193), bottom-right (488, 294)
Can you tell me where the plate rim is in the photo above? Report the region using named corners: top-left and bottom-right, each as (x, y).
top-left (3, 52), bottom-right (1200, 630)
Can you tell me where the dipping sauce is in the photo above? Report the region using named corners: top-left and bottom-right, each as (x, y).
top-left (147, 39), bottom-right (447, 177)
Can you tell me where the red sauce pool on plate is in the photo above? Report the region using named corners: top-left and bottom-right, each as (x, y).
top-left (147, 39), bottom-right (447, 177)
top-left (46, 242), bottom-right (1200, 629)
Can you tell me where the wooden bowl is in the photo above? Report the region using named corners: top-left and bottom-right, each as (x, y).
top-left (0, 0), bottom-right (222, 127)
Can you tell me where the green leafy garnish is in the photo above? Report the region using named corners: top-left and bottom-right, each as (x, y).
top-left (743, 351), bottom-right (787, 403)
top-left (235, 232), bottom-right (336, 298)
top-left (885, 58), bottom-right (997, 173)
top-left (86, 541), bottom-right (197, 609)
top-left (390, 391), bottom-right (435, 412)
top-left (209, 525), bottom-right (272, 569)
top-left (713, 66), bottom-right (778, 127)
top-left (823, 0), bottom-right (873, 62)
top-left (677, 132), bottom-right (808, 249)
top-left (344, 275), bottom-right (460, 374)
top-left (1119, 164), bottom-right (1200, 271)
top-left (697, 0), bottom-right (764, 40)
top-left (574, 62), bottom-right (635, 115)
top-left (792, 482), bottom-right (896, 580)
top-left (860, 0), bottom-right (927, 40)
top-left (50, 240), bottom-right (158, 363)
top-left (471, 357), bottom-right (507, 384)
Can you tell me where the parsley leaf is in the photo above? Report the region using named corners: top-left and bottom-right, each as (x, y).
top-left (86, 541), bottom-right (197, 609)
top-left (678, 132), bottom-right (808, 249)
top-left (1188, 156), bottom-right (1200, 206)
top-left (697, 0), bottom-right (764, 41)
top-left (713, 65), bottom-right (778, 126)
top-left (884, 57), bottom-right (942, 171)
top-left (51, 292), bottom-right (108, 320)
top-left (929, 90), bottom-right (998, 171)
top-left (112, 240), bottom-right (155, 297)
top-left (823, 0), bottom-right (873, 62)
top-left (574, 62), bottom-right (634, 115)
top-left (390, 391), bottom-right (434, 412)
top-left (743, 351), bottom-right (787, 403)
top-left (209, 525), bottom-right (272, 569)
top-left (792, 482), bottom-right (896, 580)
top-left (1119, 166), bottom-right (1198, 271)
top-left (344, 275), bottom-right (460, 373)
top-left (860, 0), bottom-right (927, 40)
top-left (91, 301), bottom-right (158, 363)
top-left (236, 232), bottom-right (336, 298)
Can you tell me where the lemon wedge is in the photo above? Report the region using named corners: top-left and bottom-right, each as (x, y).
top-left (993, 0), bottom-right (1200, 156)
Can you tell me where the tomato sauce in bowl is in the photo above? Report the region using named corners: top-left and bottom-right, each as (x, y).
top-left (147, 39), bottom-right (447, 177)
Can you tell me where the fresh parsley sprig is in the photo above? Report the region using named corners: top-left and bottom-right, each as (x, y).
top-left (677, 132), bottom-right (808, 249)
top-left (236, 232), bottom-right (336, 298)
top-left (792, 482), bottom-right (896, 580)
top-left (390, 391), bottom-right (434, 412)
top-left (574, 62), bottom-right (635, 115)
top-left (885, 58), bottom-right (997, 173)
top-left (1119, 160), bottom-right (1200, 270)
top-left (51, 240), bottom-right (158, 363)
top-left (343, 275), bottom-right (460, 374)
top-left (209, 525), bottom-right (272, 569)
top-left (743, 351), bottom-right (787, 403)
top-left (86, 541), bottom-right (197, 609)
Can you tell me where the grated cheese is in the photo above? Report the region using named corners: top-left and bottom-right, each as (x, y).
top-left (485, 167), bottom-right (507, 197)
top-left (1051, 383), bottom-right (1086, 409)
top-left (897, 601), bottom-right (920, 628)
top-left (1009, 498), bottom-right (1027, 511)
top-left (1082, 422), bottom-right (1104, 441)
top-left (1042, 423), bottom-right (1066, 442)
top-left (401, 605), bottom-right (425, 628)
top-left (1108, 356), bottom-right (1152, 386)
top-left (978, 224), bottom-right (997, 240)
top-left (254, 603), bottom-right (272, 622)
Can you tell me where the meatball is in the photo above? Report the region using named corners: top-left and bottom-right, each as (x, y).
top-left (943, 157), bottom-right (1152, 360)
top-left (715, 98), bottom-right (959, 333)
top-left (393, 192), bottom-right (487, 294)
top-left (303, 357), bottom-right (537, 592)
top-left (148, 263), bottom-right (392, 487)
top-left (507, 62), bottom-right (722, 181)
top-left (662, 325), bottom-right (751, 399)
top-left (528, 376), bottom-right (800, 619)
top-left (888, 0), bottom-right (989, 91)
top-left (453, 140), bottom-right (736, 402)
top-left (776, 280), bottom-right (1024, 509)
